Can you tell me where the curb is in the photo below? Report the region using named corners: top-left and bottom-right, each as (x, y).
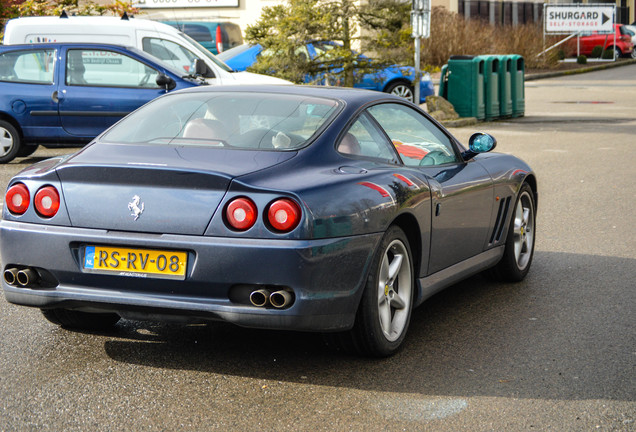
top-left (434, 58), bottom-right (635, 127)
top-left (525, 58), bottom-right (636, 81)
top-left (439, 117), bottom-right (478, 127)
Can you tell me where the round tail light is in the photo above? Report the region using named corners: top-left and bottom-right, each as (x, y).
top-left (267, 199), bottom-right (301, 233)
top-left (225, 197), bottom-right (257, 231)
top-left (6, 183), bottom-right (30, 215)
top-left (34, 186), bottom-right (60, 218)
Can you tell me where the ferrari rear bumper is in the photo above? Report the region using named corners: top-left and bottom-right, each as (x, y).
top-left (0, 220), bottom-right (381, 331)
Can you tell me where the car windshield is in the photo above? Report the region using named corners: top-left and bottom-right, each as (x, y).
top-left (100, 91), bottom-right (340, 150)
top-left (179, 32), bottom-right (234, 73)
top-left (126, 46), bottom-right (188, 78)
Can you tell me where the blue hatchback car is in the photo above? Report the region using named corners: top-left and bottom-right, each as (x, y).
top-left (0, 43), bottom-right (205, 163)
top-left (217, 41), bottom-right (435, 104)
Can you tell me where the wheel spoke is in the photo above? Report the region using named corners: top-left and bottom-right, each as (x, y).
top-left (377, 256), bottom-right (390, 302)
top-left (386, 253), bottom-right (403, 286)
top-left (378, 297), bottom-right (391, 334)
top-left (389, 292), bottom-right (406, 310)
top-left (0, 130), bottom-right (13, 156)
top-left (522, 207), bottom-right (530, 226)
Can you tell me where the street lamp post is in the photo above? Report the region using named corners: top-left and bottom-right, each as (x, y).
top-left (411, 0), bottom-right (431, 104)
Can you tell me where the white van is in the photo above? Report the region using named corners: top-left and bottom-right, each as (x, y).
top-left (2, 15), bottom-right (288, 85)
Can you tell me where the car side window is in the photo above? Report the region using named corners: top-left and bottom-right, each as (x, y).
top-left (142, 37), bottom-right (200, 75)
top-left (368, 103), bottom-right (460, 167)
top-left (65, 49), bottom-right (160, 88)
top-left (0, 49), bottom-right (55, 84)
top-left (337, 114), bottom-right (399, 163)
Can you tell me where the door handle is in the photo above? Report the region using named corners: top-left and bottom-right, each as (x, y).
top-left (51, 91), bottom-right (58, 103)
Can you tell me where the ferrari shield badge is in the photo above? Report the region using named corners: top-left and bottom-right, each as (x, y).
top-left (128, 195), bottom-right (145, 221)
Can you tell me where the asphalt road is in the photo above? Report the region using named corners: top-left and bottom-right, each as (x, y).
top-left (0, 65), bottom-right (634, 431)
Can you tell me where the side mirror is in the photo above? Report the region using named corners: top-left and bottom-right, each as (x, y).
top-left (193, 59), bottom-right (209, 77)
top-left (156, 74), bottom-right (176, 92)
top-left (462, 132), bottom-right (497, 160)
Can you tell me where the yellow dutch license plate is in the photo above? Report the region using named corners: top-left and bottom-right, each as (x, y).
top-left (83, 245), bottom-right (187, 280)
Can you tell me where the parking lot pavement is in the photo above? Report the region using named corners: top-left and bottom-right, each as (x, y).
top-left (0, 65), bottom-right (634, 431)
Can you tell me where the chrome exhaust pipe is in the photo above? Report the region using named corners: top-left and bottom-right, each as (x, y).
top-left (249, 289), bottom-right (270, 307)
top-left (269, 290), bottom-right (293, 309)
top-left (16, 268), bottom-right (39, 287)
top-left (3, 268), bottom-right (19, 285)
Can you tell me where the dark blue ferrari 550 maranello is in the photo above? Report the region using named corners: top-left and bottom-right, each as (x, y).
top-left (1, 85), bottom-right (537, 356)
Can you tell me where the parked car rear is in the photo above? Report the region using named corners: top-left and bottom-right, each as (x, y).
top-left (623, 25), bottom-right (636, 58)
top-left (162, 21), bottom-right (243, 55)
top-left (0, 43), bottom-right (205, 163)
top-left (218, 42), bottom-right (435, 104)
top-left (575, 24), bottom-right (634, 59)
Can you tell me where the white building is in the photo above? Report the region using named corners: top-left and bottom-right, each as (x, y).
top-left (133, 0), bottom-right (633, 31)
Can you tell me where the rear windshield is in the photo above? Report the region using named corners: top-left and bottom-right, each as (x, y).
top-left (100, 91), bottom-right (340, 150)
top-left (222, 24), bottom-right (244, 49)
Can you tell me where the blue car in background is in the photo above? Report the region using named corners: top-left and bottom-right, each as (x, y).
top-left (217, 41), bottom-right (435, 104)
top-left (0, 43), bottom-right (205, 163)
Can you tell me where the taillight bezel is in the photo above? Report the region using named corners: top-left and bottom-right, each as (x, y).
top-left (5, 183), bottom-right (30, 215)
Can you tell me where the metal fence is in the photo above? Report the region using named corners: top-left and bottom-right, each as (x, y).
top-left (458, 1), bottom-right (631, 26)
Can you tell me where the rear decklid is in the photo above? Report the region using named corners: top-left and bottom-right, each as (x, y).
top-left (56, 143), bottom-right (296, 235)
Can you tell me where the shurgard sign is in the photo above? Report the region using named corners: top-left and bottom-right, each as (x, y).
top-left (545, 4), bottom-right (615, 34)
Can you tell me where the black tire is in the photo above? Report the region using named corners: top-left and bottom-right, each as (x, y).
top-left (0, 120), bottom-right (22, 164)
top-left (328, 225), bottom-right (414, 357)
top-left (41, 308), bottom-right (120, 330)
top-left (385, 81), bottom-right (415, 103)
top-left (488, 182), bottom-right (536, 282)
top-left (17, 145), bottom-right (38, 158)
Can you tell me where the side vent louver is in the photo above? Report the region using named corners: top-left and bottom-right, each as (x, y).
top-left (489, 196), bottom-right (511, 245)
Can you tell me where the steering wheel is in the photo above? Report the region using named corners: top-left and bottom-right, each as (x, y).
top-left (419, 150), bottom-right (448, 166)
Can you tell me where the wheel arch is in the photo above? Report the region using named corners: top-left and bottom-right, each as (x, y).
top-left (390, 212), bottom-right (423, 284)
top-left (0, 112), bottom-right (24, 139)
top-left (522, 173), bottom-right (538, 210)
top-left (382, 78), bottom-right (413, 93)
top-left (606, 45), bottom-right (622, 56)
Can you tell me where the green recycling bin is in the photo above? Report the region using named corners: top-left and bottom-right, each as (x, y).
top-left (445, 55), bottom-right (485, 120)
top-left (497, 55), bottom-right (512, 118)
top-left (482, 55), bottom-right (500, 121)
top-left (510, 54), bottom-right (525, 117)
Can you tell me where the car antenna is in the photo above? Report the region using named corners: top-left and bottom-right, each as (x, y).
top-left (60, 10), bottom-right (69, 18)
top-left (121, 12), bottom-right (130, 20)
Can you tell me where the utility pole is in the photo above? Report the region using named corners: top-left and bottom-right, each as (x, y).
top-left (411, 0), bottom-right (431, 104)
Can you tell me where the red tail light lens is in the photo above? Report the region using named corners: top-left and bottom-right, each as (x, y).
top-left (34, 186), bottom-right (60, 218)
top-left (6, 183), bottom-right (30, 215)
top-left (225, 197), bottom-right (257, 231)
top-left (216, 26), bottom-right (223, 53)
top-left (267, 199), bottom-right (301, 232)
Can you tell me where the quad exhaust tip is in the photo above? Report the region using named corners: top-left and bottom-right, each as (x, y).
top-left (3, 268), bottom-right (18, 285)
top-left (17, 268), bottom-right (39, 286)
top-left (249, 289), bottom-right (270, 307)
top-left (269, 290), bottom-right (293, 309)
